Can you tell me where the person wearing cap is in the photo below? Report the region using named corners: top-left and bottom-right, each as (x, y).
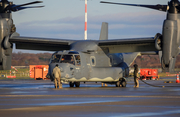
top-left (53, 64), bottom-right (62, 89)
top-left (133, 64), bottom-right (139, 88)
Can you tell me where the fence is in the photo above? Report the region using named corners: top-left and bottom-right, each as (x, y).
top-left (0, 66), bottom-right (30, 78)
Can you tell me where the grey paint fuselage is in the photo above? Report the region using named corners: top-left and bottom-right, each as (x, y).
top-left (48, 41), bottom-right (139, 83)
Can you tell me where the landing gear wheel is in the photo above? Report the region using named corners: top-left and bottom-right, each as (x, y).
top-left (69, 82), bottom-right (74, 87)
top-left (121, 80), bottom-right (127, 87)
top-left (75, 82), bottom-right (80, 87)
top-left (116, 81), bottom-right (120, 87)
top-left (116, 78), bottom-right (127, 87)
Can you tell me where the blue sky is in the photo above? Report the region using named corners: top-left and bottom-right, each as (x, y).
top-left (12, 0), bottom-right (170, 53)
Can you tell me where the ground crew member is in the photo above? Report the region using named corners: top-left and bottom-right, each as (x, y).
top-left (133, 64), bottom-right (139, 88)
top-left (53, 64), bottom-right (62, 89)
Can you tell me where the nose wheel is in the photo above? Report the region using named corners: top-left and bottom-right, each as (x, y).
top-left (116, 78), bottom-right (127, 87)
top-left (69, 82), bottom-right (74, 87)
top-left (69, 82), bottom-right (80, 87)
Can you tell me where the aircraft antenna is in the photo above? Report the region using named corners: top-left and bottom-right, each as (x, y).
top-left (84, 0), bottom-right (87, 40)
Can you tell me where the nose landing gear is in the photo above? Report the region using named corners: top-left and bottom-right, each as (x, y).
top-left (69, 82), bottom-right (80, 87)
top-left (116, 78), bottom-right (127, 87)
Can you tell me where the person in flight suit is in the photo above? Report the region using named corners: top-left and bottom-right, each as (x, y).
top-left (53, 64), bottom-right (62, 89)
top-left (133, 64), bottom-right (139, 88)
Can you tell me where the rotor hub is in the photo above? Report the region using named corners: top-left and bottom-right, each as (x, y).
top-left (0, 0), bottom-right (9, 13)
top-left (0, 0), bottom-right (43, 13)
top-left (168, 0), bottom-right (180, 13)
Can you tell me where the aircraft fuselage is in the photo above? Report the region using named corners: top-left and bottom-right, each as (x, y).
top-left (47, 41), bottom-right (139, 87)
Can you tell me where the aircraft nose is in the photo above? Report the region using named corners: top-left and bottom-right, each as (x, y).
top-left (49, 63), bottom-right (75, 79)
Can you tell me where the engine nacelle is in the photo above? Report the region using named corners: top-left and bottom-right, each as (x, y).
top-left (161, 13), bottom-right (180, 72)
top-left (0, 14), bottom-right (13, 70)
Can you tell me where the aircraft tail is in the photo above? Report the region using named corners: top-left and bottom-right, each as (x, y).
top-left (99, 22), bottom-right (108, 40)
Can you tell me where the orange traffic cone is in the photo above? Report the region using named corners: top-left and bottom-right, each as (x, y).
top-left (176, 74), bottom-right (180, 83)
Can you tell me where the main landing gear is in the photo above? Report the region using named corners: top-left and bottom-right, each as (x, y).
top-left (116, 78), bottom-right (127, 87)
top-left (69, 82), bottom-right (80, 87)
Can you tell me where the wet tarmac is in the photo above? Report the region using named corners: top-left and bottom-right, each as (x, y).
top-left (0, 77), bottom-right (180, 117)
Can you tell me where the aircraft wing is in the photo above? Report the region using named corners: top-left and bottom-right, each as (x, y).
top-left (9, 32), bottom-right (160, 53)
top-left (98, 37), bottom-right (159, 53)
top-left (9, 34), bottom-right (75, 51)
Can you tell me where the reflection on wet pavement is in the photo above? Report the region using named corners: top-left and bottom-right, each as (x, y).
top-left (0, 78), bottom-right (180, 117)
top-left (112, 110), bottom-right (180, 117)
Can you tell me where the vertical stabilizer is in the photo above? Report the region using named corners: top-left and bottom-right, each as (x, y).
top-left (99, 22), bottom-right (108, 40)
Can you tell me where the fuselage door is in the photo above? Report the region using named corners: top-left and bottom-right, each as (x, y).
top-left (109, 55), bottom-right (113, 66)
top-left (74, 55), bottom-right (82, 78)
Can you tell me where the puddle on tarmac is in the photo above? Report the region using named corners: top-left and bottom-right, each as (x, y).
top-left (0, 98), bottom-right (133, 106)
top-left (0, 84), bottom-right (54, 89)
top-left (36, 100), bottom-right (117, 106)
top-left (10, 91), bottom-right (48, 94)
top-left (111, 110), bottom-right (180, 117)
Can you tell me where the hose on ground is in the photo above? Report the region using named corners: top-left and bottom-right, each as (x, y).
top-left (139, 79), bottom-right (180, 87)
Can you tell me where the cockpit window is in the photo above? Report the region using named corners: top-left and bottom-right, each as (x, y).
top-left (75, 55), bottom-right (81, 66)
top-left (60, 55), bottom-right (75, 65)
top-left (50, 53), bottom-right (81, 65)
top-left (51, 54), bottom-right (61, 63)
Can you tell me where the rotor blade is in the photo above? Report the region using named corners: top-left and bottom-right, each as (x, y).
top-left (6, 1), bottom-right (43, 11)
top-left (12, 1), bottom-right (43, 8)
top-left (100, 1), bottom-right (168, 12)
top-left (11, 6), bottom-right (44, 12)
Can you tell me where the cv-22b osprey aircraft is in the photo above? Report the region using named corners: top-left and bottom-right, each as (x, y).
top-left (0, 0), bottom-right (179, 87)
